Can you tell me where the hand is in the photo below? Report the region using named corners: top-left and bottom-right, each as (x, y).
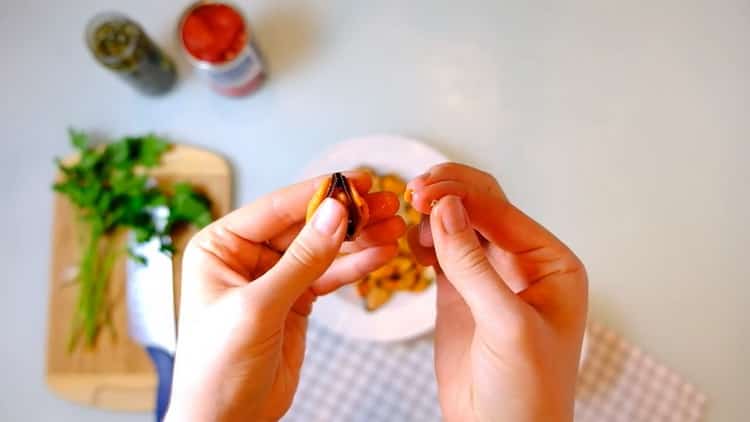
top-left (406, 163), bottom-right (588, 422)
top-left (166, 173), bottom-right (406, 422)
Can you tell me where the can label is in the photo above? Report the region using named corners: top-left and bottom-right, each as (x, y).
top-left (198, 44), bottom-right (264, 92)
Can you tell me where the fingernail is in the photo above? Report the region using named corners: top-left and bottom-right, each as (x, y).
top-left (439, 196), bottom-right (467, 234)
top-left (403, 189), bottom-right (414, 203)
top-left (419, 219), bottom-right (433, 247)
top-left (313, 198), bottom-right (344, 235)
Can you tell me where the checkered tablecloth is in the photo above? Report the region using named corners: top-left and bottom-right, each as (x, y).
top-left (284, 321), bottom-right (706, 422)
top-left (575, 323), bottom-right (707, 421)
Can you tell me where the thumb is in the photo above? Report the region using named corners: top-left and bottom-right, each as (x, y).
top-left (430, 196), bottom-right (523, 323)
top-left (251, 198), bottom-right (348, 307)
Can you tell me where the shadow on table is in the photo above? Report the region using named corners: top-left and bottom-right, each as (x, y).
top-left (253, 3), bottom-right (319, 79)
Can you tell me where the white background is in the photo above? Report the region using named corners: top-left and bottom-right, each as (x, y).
top-left (1, 0), bottom-right (748, 420)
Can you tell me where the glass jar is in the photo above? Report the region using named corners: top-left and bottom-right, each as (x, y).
top-left (86, 12), bottom-right (177, 96)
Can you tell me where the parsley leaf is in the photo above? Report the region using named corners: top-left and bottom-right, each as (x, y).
top-left (54, 130), bottom-right (213, 352)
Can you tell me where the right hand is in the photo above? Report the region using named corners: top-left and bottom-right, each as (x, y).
top-left (406, 163), bottom-right (588, 422)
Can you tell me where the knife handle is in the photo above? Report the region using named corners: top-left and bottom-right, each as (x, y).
top-left (146, 346), bottom-right (175, 422)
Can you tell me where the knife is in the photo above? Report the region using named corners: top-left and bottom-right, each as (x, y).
top-left (125, 206), bottom-right (176, 422)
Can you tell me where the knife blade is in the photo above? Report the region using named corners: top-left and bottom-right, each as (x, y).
top-left (125, 206), bottom-right (175, 422)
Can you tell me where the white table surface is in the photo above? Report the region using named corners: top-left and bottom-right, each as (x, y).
top-left (1, 0), bottom-right (747, 420)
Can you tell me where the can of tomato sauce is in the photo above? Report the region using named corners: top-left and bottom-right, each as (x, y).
top-left (178, 1), bottom-right (265, 97)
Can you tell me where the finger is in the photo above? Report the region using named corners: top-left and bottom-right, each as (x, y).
top-left (291, 289), bottom-right (317, 317)
top-left (408, 163), bottom-right (567, 257)
top-left (419, 179), bottom-right (581, 286)
top-left (249, 198), bottom-right (348, 307)
top-left (266, 222), bottom-right (303, 253)
top-left (407, 162), bottom-right (492, 192)
top-left (407, 224), bottom-right (438, 267)
top-left (412, 164), bottom-right (586, 312)
top-left (408, 180), bottom-right (468, 215)
top-left (433, 274), bottom-right (475, 381)
top-left (267, 192), bottom-right (401, 252)
top-left (365, 191), bottom-right (401, 222)
top-left (435, 273), bottom-right (474, 336)
top-left (410, 221), bottom-right (503, 287)
top-left (311, 245), bottom-right (399, 295)
top-left (405, 162), bottom-right (480, 204)
top-left (254, 247), bottom-right (282, 278)
top-left (190, 225), bottom-right (281, 282)
top-left (518, 267), bottom-right (588, 321)
top-left (268, 216), bottom-right (405, 255)
top-left (430, 196), bottom-right (525, 323)
top-left (484, 242), bottom-right (529, 293)
top-left (217, 172), bottom-right (371, 243)
top-left (340, 216), bottom-right (406, 254)
top-left (418, 218), bottom-right (433, 247)
top-left (436, 273), bottom-right (467, 311)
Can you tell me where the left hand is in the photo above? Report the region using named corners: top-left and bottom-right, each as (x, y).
top-left (166, 173), bottom-right (406, 422)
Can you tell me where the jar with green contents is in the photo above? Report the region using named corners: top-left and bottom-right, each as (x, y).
top-left (86, 12), bottom-right (177, 95)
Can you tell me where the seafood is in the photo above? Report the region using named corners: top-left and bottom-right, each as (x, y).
top-left (306, 172), bottom-right (370, 241)
top-left (354, 169), bottom-right (434, 311)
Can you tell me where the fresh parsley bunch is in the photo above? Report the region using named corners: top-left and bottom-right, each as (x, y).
top-left (54, 130), bottom-right (212, 352)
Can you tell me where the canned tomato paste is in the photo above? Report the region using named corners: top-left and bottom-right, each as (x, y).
top-left (178, 2), bottom-right (265, 96)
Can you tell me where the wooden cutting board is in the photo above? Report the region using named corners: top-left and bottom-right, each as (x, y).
top-left (45, 145), bottom-right (232, 411)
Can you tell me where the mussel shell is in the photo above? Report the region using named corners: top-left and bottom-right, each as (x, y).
top-left (306, 172), bottom-right (370, 240)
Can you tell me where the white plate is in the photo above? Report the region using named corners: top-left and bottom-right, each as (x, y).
top-left (301, 134), bottom-right (448, 342)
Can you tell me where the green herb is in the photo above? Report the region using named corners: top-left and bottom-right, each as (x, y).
top-left (54, 130), bottom-right (212, 352)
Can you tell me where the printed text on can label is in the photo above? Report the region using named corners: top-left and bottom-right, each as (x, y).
top-left (199, 46), bottom-right (263, 89)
